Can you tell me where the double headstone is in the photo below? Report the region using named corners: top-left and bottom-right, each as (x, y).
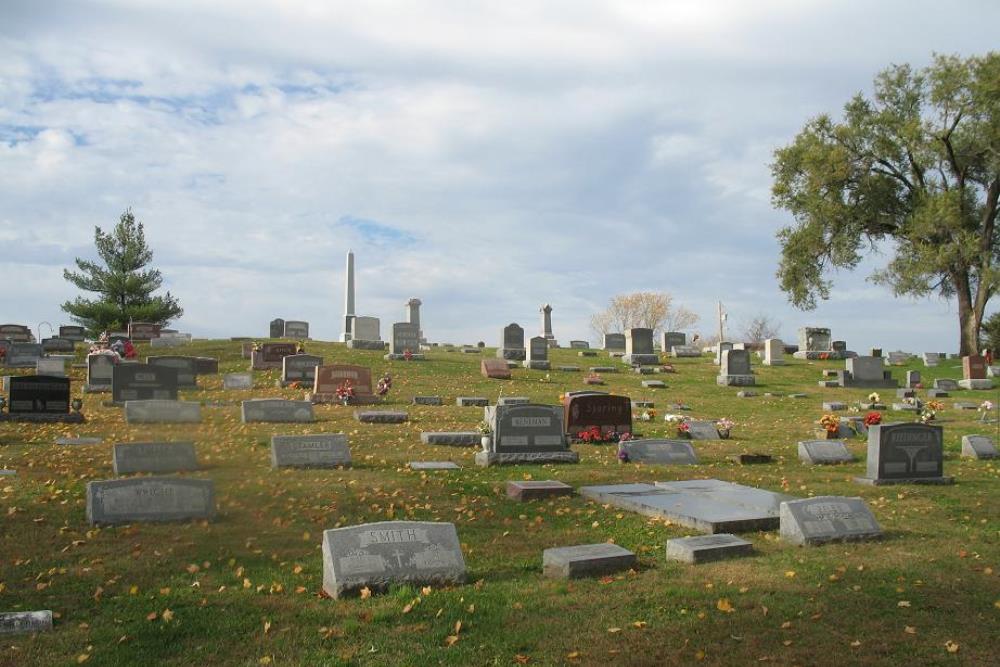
top-left (112, 364), bottom-right (180, 404)
top-left (309, 364), bottom-right (375, 404)
top-left (386, 323), bottom-right (423, 360)
top-left (4, 342), bottom-right (42, 368)
top-left (3, 375), bottom-right (78, 422)
top-left (87, 478), bottom-right (216, 524)
top-left (477, 403), bottom-right (578, 466)
top-left (241, 399), bottom-right (315, 423)
top-left (563, 393), bottom-right (631, 437)
top-left (830, 356), bottom-right (898, 388)
top-left (271, 434), bottom-right (351, 468)
top-left (280, 354), bottom-right (324, 387)
top-left (793, 327), bottom-right (836, 359)
top-left (619, 439), bottom-right (698, 464)
top-left (283, 320), bottom-right (309, 339)
top-left (855, 423), bottom-right (952, 485)
top-left (145, 355), bottom-right (198, 389)
top-left (251, 342), bottom-right (297, 370)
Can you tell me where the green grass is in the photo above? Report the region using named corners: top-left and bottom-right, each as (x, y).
top-left (1, 341), bottom-right (998, 666)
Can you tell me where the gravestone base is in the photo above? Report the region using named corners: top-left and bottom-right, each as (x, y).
top-left (854, 475), bottom-right (954, 486)
top-left (665, 535), bottom-right (753, 564)
top-left (671, 346), bottom-right (701, 358)
top-left (498, 348), bottom-right (526, 361)
top-left (474, 451), bottom-right (579, 467)
top-left (420, 432), bottom-right (480, 446)
top-left (456, 397), bottom-right (488, 407)
top-left (716, 374), bottom-right (755, 386)
top-left (383, 353), bottom-right (426, 361)
top-left (958, 379), bottom-right (994, 390)
top-left (622, 354), bottom-right (660, 365)
top-left (346, 339), bottom-right (386, 350)
top-left (0, 413), bottom-right (85, 423)
top-left (521, 360), bottom-right (551, 370)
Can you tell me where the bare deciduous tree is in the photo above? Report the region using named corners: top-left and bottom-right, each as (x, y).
top-left (741, 314), bottom-right (782, 346)
top-left (590, 292), bottom-right (699, 339)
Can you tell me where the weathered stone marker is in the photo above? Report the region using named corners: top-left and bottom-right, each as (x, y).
top-left (542, 543), bottom-right (636, 579)
top-left (506, 480), bottom-right (573, 501)
top-left (112, 441), bottom-right (199, 474)
top-left (271, 434), bottom-right (351, 468)
top-left (780, 496), bottom-right (882, 545)
top-left (87, 478), bottom-right (216, 524)
top-left (665, 534), bottom-right (753, 564)
top-left (855, 422), bottom-right (952, 485)
top-left (241, 399), bottom-right (315, 423)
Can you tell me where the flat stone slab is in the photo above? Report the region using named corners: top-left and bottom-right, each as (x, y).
top-left (798, 440), bottom-right (855, 464)
top-left (496, 396), bottom-right (530, 406)
top-left (223, 372), bottom-right (253, 389)
top-left (641, 380), bottom-right (666, 388)
top-left (665, 534), bottom-right (753, 564)
top-left (124, 399), bottom-right (201, 424)
top-left (736, 391), bottom-right (757, 398)
top-left (420, 432), bottom-right (480, 446)
top-left (506, 480), bottom-right (573, 501)
top-left (542, 543), bottom-right (636, 579)
top-left (0, 611), bottom-right (52, 635)
top-left (55, 437), bottom-right (102, 446)
top-left (475, 451), bottom-right (579, 467)
top-left (934, 378), bottom-right (959, 390)
top-left (522, 360), bottom-right (550, 370)
top-left (271, 434), bottom-right (351, 468)
top-left (954, 401), bottom-right (979, 410)
top-left (619, 439), bottom-right (698, 464)
top-left (87, 477), bottom-right (216, 525)
top-left (728, 453), bottom-right (773, 465)
top-left (961, 435), bottom-right (999, 460)
top-left (241, 399), bottom-right (314, 423)
top-left (0, 470), bottom-right (15, 476)
top-left (456, 397), bottom-right (489, 407)
top-left (685, 421), bottom-right (720, 440)
top-left (891, 403), bottom-right (920, 411)
top-left (780, 496), bottom-right (882, 545)
top-left (926, 389), bottom-right (949, 398)
top-left (113, 442), bottom-right (199, 474)
top-left (354, 410), bottom-right (408, 424)
top-left (556, 365), bottom-right (581, 372)
top-left (633, 401), bottom-right (655, 408)
top-left (580, 480), bottom-right (792, 534)
top-left (717, 374), bottom-right (755, 386)
top-left (409, 461), bottom-right (460, 470)
top-left (958, 379), bottom-right (994, 390)
top-left (412, 396), bottom-right (443, 406)
top-left (822, 401), bottom-right (847, 411)
top-left (322, 521), bottom-right (466, 599)
top-left (577, 351), bottom-right (597, 357)
top-left (589, 366), bottom-right (617, 373)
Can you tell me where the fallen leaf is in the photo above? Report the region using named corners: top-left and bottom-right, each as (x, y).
top-left (897, 601), bottom-right (911, 608)
top-left (360, 587), bottom-right (371, 599)
top-left (77, 654), bottom-right (90, 663)
top-left (945, 641), bottom-right (959, 653)
top-left (607, 627), bottom-right (621, 634)
top-left (161, 609), bottom-right (174, 623)
top-left (784, 571), bottom-right (796, 578)
top-left (717, 598), bottom-right (735, 613)
top-left (904, 626), bottom-right (916, 635)
top-left (444, 635), bottom-right (459, 647)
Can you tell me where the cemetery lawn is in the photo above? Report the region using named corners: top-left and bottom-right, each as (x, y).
top-left (2, 341), bottom-right (998, 666)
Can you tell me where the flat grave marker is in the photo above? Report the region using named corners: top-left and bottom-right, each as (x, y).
top-left (271, 434), bottom-right (351, 468)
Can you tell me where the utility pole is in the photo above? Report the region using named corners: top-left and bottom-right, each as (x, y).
top-left (717, 302), bottom-right (726, 343)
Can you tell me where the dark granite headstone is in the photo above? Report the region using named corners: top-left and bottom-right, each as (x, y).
top-left (564, 393), bottom-right (632, 436)
top-left (8, 375), bottom-right (70, 414)
top-left (856, 422), bottom-right (952, 485)
top-left (145, 355), bottom-right (198, 388)
top-left (112, 364), bottom-right (179, 404)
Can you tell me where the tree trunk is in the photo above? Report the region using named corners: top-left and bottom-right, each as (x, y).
top-left (956, 284), bottom-right (979, 356)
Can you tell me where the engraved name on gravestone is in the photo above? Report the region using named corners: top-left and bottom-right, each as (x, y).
top-left (241, 399), bottom-right (314, 423)
top-left (86, 353), bottom-right (115, 391)
top-left (564, 393), bottom-right (632, 435)
top-left (283, 320), bottom-right (309, 339)
top-left (961, 435), bottom-right (999, 459)
top-left (124, 400), bottom-right (201, 424)
top-left (492, 404), bottom-right (566, 452)
top-left (322, 521), bottom-right (466, 599)
top-left (271, 434), bottom-right (351, 468)
top-left (145, 356), bottom-right (198, 388)
top-left (798, 440), bottom-right (855, 464)
top-left (253, 342), bottom-right (297, 369)
top-left (224, 372), bottom-right (253, 389)
top-left (392, 322), bottom-right (420, 354)
top-left (312, 364), bottom-right (375, 402)
top-left (620, 439), bottom-right (698, 464)
top-left (8, 376), bottom-right (70, 413)
top-left (112, 364), bottom-right (179, 403)
top-left (194, 357), bottom-right (219, 375)
top-left (281, 354), bottom-right (324, 385)
top-left (780, 496), bottom-right (882, 545)
top-left (112, 442), bottom-right (199, 474)
top-left (857, 422), bottom-right (952, 485)
top-left (5, 343), bottom-right (43, 367)
top-left (498, 323), bottom-right (526, 360)
top-left (59, 325), bottom-right (86, 342)
top-left (87, 478), bottom-right (216, 525)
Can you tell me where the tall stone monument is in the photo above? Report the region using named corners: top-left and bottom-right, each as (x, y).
top-left (540, 304), bottom-right (557, 347)
top-left (341, 250), bottom-right (356, 343)
top-left (406, 298), bottom-right (423, 344)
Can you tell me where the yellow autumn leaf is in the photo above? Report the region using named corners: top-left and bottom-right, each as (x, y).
top-left (360, 587), bottom-right (372, 599)
top-left (444, 635), bottom-right (459, 647)
top-left (945, 641), bottom-right (960, 653)
top-left (717, 598), bottom-right (735, 613)
top-left (161, 609), bottom-right (174, 623)
top-left (784, 571), bottom-right (796, 578)
top-left (897, 601), bottom-right (911, 608)
top-left (77, 654), bottom-right (90, 663)
top-left (263, 620), bottom-right (271, 634)
top-left (904, 626), bottom-right (916, 634)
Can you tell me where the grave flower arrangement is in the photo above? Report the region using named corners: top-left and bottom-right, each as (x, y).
top-left (979, 400), bottom-right (995, 423)
top-left (716, 418), bottom-right (734, 439)
top-left (819, 414), bottom-right (840, 434)
top-left (636, 409), bottom-right (657, 422)
top-left (477, 420), bottom-right (492, 435)
top-left (376, 373), bottom-right (392, 398)
top-left (919, 400), bottom-right (945, 424)
top-left (676, 419), bottom-right (691, 438)
top-left (402, 348), bottom-right (413, 361)
top-left (867, 392), bottom-right (881, 405)
top-left (335, 379), bottom-right (355, 406)
top-left (863, 411), bottom-right (882, 427)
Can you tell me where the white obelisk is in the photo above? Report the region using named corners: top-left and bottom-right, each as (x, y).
top-left (342, 250), bottom-right (355, 342)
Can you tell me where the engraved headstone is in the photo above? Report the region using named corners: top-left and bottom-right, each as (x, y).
top-left (961, 435), bottom-right (999, 460)
top-left (665, 534), bottom-right (753, 564)
top-left (798, 440), bottom-right (855, 464)
top-left (36, 357), bottom-right (66, 376)
top-left (0, 324), bottom-right (33, 341)
top-left (623, 328), bottom-right (658, 365)
top-left (311, 364), bottom-right (375, 403)
top-left (112, 441), bottom-right (199, 474)
top-left (4, 342), bottom-right (43, 367)
top-left (763, 338), bottom-right (784, 366)
top-left (564, 393), bottom-right (632, 436)
top-left (481, 358), bottom-right (512, 379)
top-left (780, 496), bottom-right (882, 545)
top-left (391, 322), bottom-right (421, 355)
top-left (128, 322), bottom-right (161, 341)
top-left (145, 356), bottom-right (198, 388)
top-left (856, 422), bottom-right (952, 485)
top-left (252, 342), bottom-right (297, 370)
top-left (498, 323), bottom-right (526, 361)
top-left (522, 336), bottom-right (550, 370)
top-left (478, 403), bottom-right (577, 466)
top-left (241, 399), bottom-right (315, 423)
top-left (280, 354), bottom-right (324, 386)
top-left (718, 349), bottom-right (755, 386)
top-left (662, 332), bottom-right (686, 354)
top-left (59, 325), bottom-right (86, 342)
top-left (419, 432), bottom-right (480, 446)
top-left (321, 521), bottom-right (466, 599)
top-left (112, 364), bottom-right (179, 404)
top-left (269, 318), bottom-right (285, 338)
top-left (409, 461), bottom-right (460, 470)
top-left (5, 375), bottom-right (71, 416)
top-left (283, 320), bottom-right (309, 339)
top-left (87, 477), bottom-right (216, 524)
top-left (354, 410), bottom-right (408, 424)
top-left (271, 434), bottom-right (351, 468)
top-left (124, 400), bottom-right (201, 424)
top-left (41, 337), bottom-right (75, 353)
top-left (685, 421), bottom-right (720, 440)
top-left (603, 333), bottom-right (626, 351)
top-left (963, 355), bottom-right (986, 379)
top-left (223, 372), bottom-right (253, 389)
top-left (934, 378), bottom-right (959, 391)
top-left (619, 439), bottom-right (698, 464)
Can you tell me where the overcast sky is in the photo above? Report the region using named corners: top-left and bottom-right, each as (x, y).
top-left (2, 1), bottom-right (997, 351)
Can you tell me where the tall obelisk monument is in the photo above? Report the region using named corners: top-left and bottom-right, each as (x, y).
top-left (342, 250), bottom-right (356, 342)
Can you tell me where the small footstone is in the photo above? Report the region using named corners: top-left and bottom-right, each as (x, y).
top-left (456, 397), bottom-right (488, 407)
top-left (728, 453), bottom-right (772, 465)
top-left (542, 543), bottom-right (636, 579)
top-left (556, 365), bottom-right (581, 372)
top-left (926, 389), bottom-right (949, 398)
top-left (633, 401), bottom-right (655, 409)
top-left (961, 435), bottom-right (999, 460)
top-left (665, 534), bottom-right (753, 564)
top-left (55, 437), bottom-right (102, 446)
top-left (822, 401), bottom-right (846, 411)
top-left (420, 432), bottom-right (480, 446)
top-left (412, 396), bottom-right (443, 406)
top-left (641, 380), bottom-right (666, 388)
top-left (736, 391), bottom-right (757, 398)
top-left (589, 366), bottom-right (616, 373)
top-left (497, 396), bottom-right (530, 406)
top-left (788, 393), bottom-right (807, 399)
top-left (354, 410), bottom-right (408, 423)
top-left (954, 401), bottom-right (979, 410)
top-left (958, 379), bottom-right (994, 390)
top-left (409, 461), bottom-right (460, 470)
top-left (506, 480), bottom-right (573, 501)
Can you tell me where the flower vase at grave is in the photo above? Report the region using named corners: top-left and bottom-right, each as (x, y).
top-left (815, 429), bottom-right (838, 440)
top-left (718, 429), bottom-right (731, 440)
top-left (481, 435), bottom-right (491, 451)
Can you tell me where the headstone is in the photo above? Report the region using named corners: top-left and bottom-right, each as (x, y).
top-left (58, 325), bottom-right (86, 342)
top-left (619, 439), bottom-right (698, 464)
top-left (922, 352), bottom-right (940, 367)
top-left (718, 349), bottom-right (755, 386)
top-left (0, 324), bottom-right (33, 341)
top-left (111, 363), bottom-right (178, 404)
top-left (4, 375), bottom-right (73, 420)
top-left (855, 423), bottom-right (952, 485)
top-left (905, 370), bottom-right (921, 388)
top-left (522, 336), bottom-right (550, 370)
top-left (665, 534), bottom-right (753, 564)
top-left (477, 403), bottom-right (578, 466)
top-left (145, 356), bottom-right (198, 388)
top-left (412, 395), bottom-right (443, 406)
top-left (961, 435), bottom-right (999, 460)
top-left (241, 399), bottom-right (315, 423)
top-left (934, 378), bottom-right (959, 391)
top-left (349, 316), bottom-right (381, 344)
top-left (112, 441), bottom-right (199, 474)
top-left (641, 379), bottom-right (666, 388)
top-left (321, 521), bottom-right (466, 599)
top-left (87, 477), bottom-right (216, 524)
top-left (498, 323), bottom-right (526, 361)
top-left (793, 327), bottom-right (835, 359)
top-left (124, 399), bottom-right (201, 424)
top-left (456, 397), bottom-right (488, 407)
top-left (41, 337), bottom-right (74, 353)
top-left (798, 440), bottom-right (855, 465)
top-left (391, 322), bottom-right (421, 355)
top-left (194, 357), bottom-right (219, 374)
top-left (603, 333), bottom-right (626, 352)
top-left (623, 328), bottom-right (658, 365)
top-left (271, 434), bottom-right (351, 468)
top-left (685, 421), bottom-right (720, 440)
top-left (542, 543), bottom-right (636, 579)
top-left (310, 364), bottom-right (375, 403)
top-left (4, 342), bottom-right (42, 367)
top-left (128, 322), bottom-right (161, 341)
top-left (963, 355), bottom-right (986, 380)
top-left (780, 496), bottom-right (882, 545)
top-left (0, 611), bottom-right (53, 635)
top-left (269, 318), bottom-right (285, 338)
top-left (35, 357), bottom-right (65, 376)
top-left (420, 432), bottom-right (480, 446)
top-left (580, 479), bottom-right (792, 533)
top-left (354, 410), bottom-right (408, 423)
top-left (252, 342), bottom-right (297, 370)
top-left (481, 358), bottom-right (512, 379)
top-left (662, 332), bottom-right (686, 354)
top-left (409, 461), bottom-right (460, 470)
top-left (564, 393), bottom-right (632, 437)
top-left (280, 354), bottom-right (324, 387)
top-left (832, 356), bottom-right (898, 388)
top-left (223, 372), bottom-right (253, 389)
top-left (506, 480), bottom-right (573, 501)
top-left (926, 388), bottom-right (949, 398)
top-left (283, 320), bottom-right (309, 339)
top-left (763, 338), bottom-right (784, 366)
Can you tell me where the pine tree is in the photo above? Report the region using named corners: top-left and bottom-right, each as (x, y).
top-left (61, 208), bottom-right (183, 335)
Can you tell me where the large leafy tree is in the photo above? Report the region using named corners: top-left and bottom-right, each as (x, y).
top-left (772, 53), bottom-right (1000, 355)
top-left (62, 209), bottom-right (183, 335)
